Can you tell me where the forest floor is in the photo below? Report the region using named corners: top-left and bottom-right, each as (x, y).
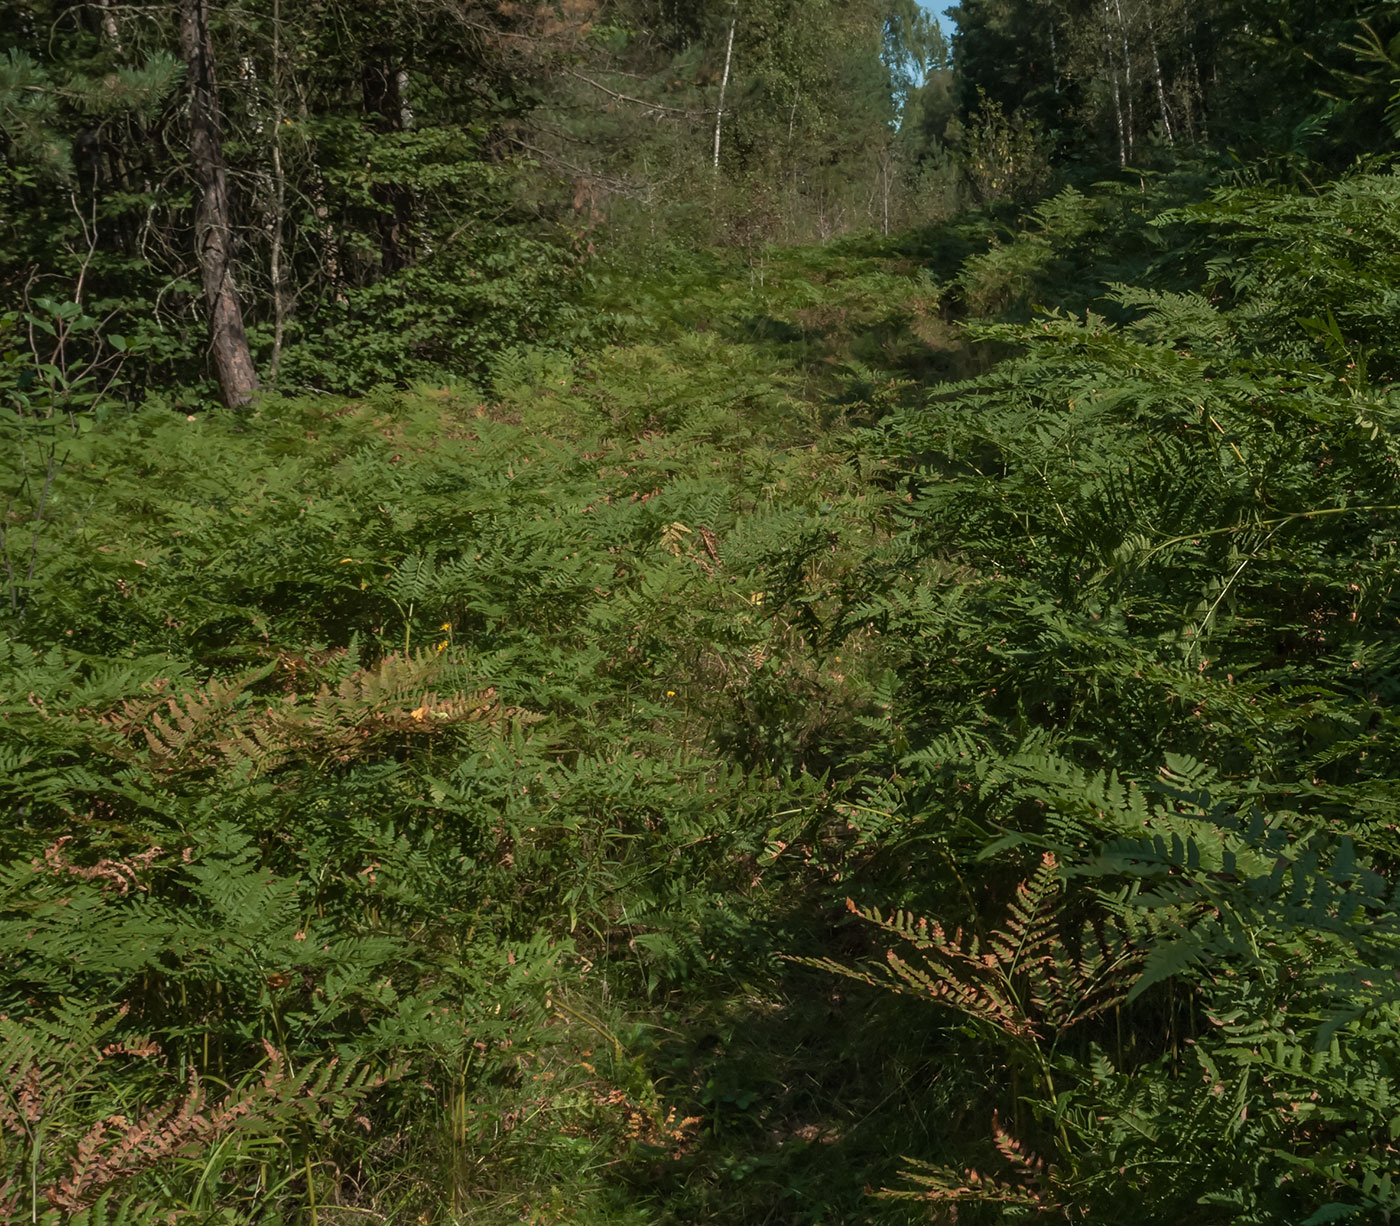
top-left (4, 232), bottom-right (982, 1225)
top-left (11, 172), bottom-right (1400, 1223)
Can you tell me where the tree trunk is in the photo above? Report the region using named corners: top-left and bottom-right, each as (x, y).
top-left (97, 0), bottom-right (123, 54)
top-left (880, 146), bottom-right (892, 236)
top-left (1148, 18), bottom-right (1175, 144)
top-left (362, 54), bottom-right (413, 272)
top-left (180, 0), bottom-right (259, 408)
top-left (1102, 0), bottom-right (1127, 166)
top-left (268, 0), bottom-right (288, 382)
top-left (1112, 0), bottom-right (1135, 159)
top-left (1187, 31), bottom-right (1207, 143)
top-left (712, 1), bottom-right (738, 174)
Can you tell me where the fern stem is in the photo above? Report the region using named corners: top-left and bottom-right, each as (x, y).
top-left (1139, 502), bottom-right (1400, 565)
top-left (304, 1148), bottom-right (319, 1226)
top-left (548, 994), bottom-right (624, 1059)
top-left (1184, 523), bottom-right (1283, 659)
top-left (1041, 1064), bottom-right (1069, 1154)
top-left (29, 1121), bottom-right (41, 1225)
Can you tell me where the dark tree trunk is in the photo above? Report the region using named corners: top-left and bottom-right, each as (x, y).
top-left (180, 0), bottom-right (259, 408)
top-left (362, 53), bottom-right (414, 274)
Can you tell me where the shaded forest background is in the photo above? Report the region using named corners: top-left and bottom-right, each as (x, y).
top-left (10, 0), bottom-right (1398, 409)
top-left (6, 0), bottom-right (1400, 1223)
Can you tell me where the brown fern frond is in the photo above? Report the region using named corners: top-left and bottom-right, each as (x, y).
top-left (36, 1042), bottom-right (394, 1212)
top-left (822, 853), bottom-right (1144, 1042)
top-left (85, 671), bottom-right (262, 772)
top-left (992, 1112), bottom-right (1048, 1176)
top-left (35, 837), bottom-right (163, 896)
top-left (992, 852), bottom-right (1062, 967)
top-left (884, 951), bottom-right (1038, 1039)
top-left (0, 1040), bottom-right (37, 1138)
top-left (46, 1085), bottom-right (201, 1211)
top-left (74, 653), bottom-right (541, 778)
top-left (100, 1038), bottom-right (162, 1060)
top-left (877, 1117), bottom-right (1056, 1210)
top-left (879, 1160), bottom-right (1043, 1205)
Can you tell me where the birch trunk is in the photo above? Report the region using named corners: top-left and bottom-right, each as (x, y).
top-left (1102, 0), bottom-right (1127, 166)
top-left (1187, 42), bottom-right (1206, 143)
top-left (268, 0), bottom-right (288, 381)
top-left (97, 0), bottom-right (122, 53)
top-left (289, 72), bottom-right (347, 304)
top-left (712, 1), bottom-right (738, 174)
top-left (1113, 0), bottom-right (1135, 159)
top-left (1148, 18), bottom-right (1174, 144)
top-left (879, 146), bottom-right (892, 236)
top-left (179, 0), bottom-right (260, 408)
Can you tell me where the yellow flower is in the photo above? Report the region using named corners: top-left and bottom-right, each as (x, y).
top-left (666, 690), bottom-right (676, 697)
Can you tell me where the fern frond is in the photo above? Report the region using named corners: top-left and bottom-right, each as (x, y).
top-left (878, 1116), bottom-right (1057, 1209)
top-left (805, 856), bottom-right (1144, 1042)
top-left (71, 652), bottom-right (540, 778)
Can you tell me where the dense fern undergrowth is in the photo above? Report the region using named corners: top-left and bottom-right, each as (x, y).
top-left (5, 171), bottom-right (1400, 1224)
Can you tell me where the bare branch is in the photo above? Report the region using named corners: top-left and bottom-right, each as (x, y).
top-left (565, 69), bottom-right (714, 120)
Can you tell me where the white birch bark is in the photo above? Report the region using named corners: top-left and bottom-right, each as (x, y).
top-left (1113, 0), bottom-right (1135, 159)
top-left (712, 1), bottom-right (738, 174)
top-left (97, 0), bottom-right (123, 53)
top-left (1148, 17), bottom-right (1174, 144)
top-left (269, 0), bottom-right (288, 380)
top-left (1101, 0), bottom-right (1127, 166)
top-left (1187, 40), bottom-right (1205, 142)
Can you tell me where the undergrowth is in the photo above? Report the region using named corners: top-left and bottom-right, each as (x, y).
top-left (6, 168), bottom-right (1400, 1224)
top-left (0, 243), bottom-right (930, 1223)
